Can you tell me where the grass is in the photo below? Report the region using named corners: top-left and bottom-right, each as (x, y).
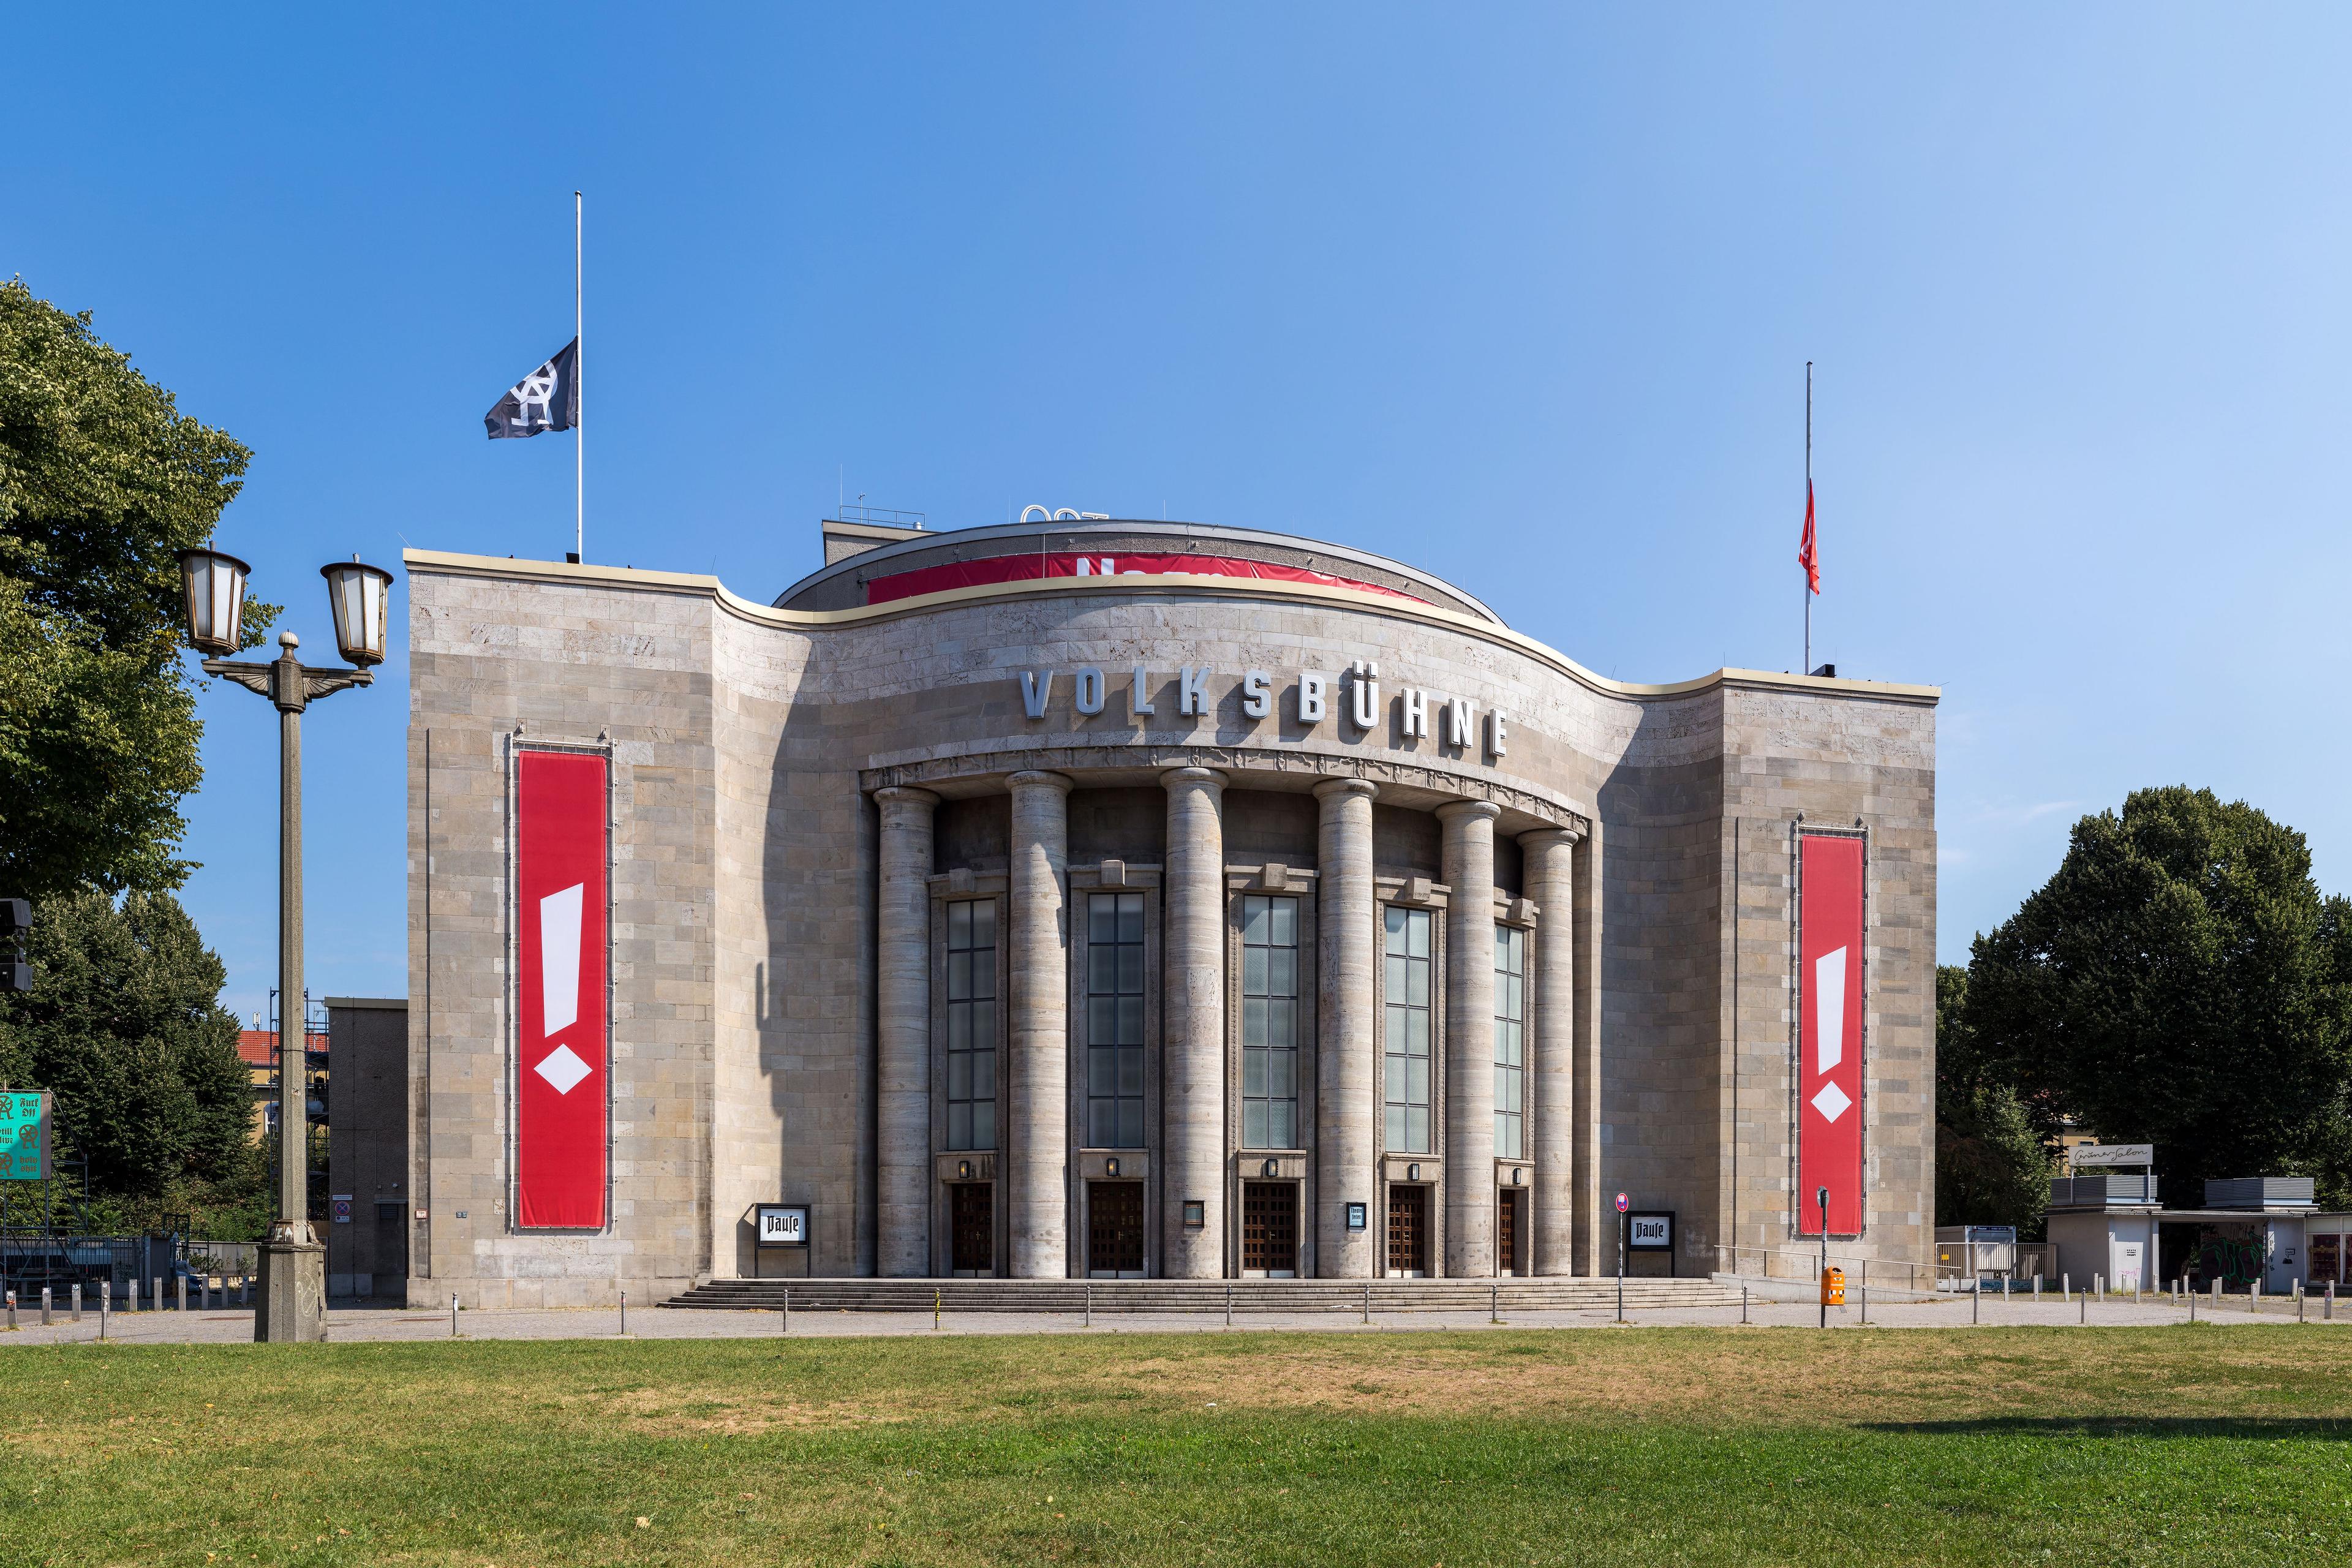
top-left (4, 1325), bottom-right (2350, 1566)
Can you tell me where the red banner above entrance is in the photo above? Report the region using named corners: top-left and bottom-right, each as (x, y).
top-left (515, 749), bottom-right (609, 1230)
top-left (864, 551), bottom-right (1429, 607)
top-left (1796, 832), bottom-right (1866, 1236)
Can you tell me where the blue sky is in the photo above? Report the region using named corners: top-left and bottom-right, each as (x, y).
top-left (10, 7), bottom-right (2352, 1025)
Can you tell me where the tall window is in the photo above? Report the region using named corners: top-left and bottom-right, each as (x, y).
top-left (1384, 905), bottom-right (1433, 1153)
top-left (944, 899), bottom-right (997, 1150)
top-left (1495, 924), bottom-right (1526, 1159)
top-left (1086, 892), bottom-right (1146, 1147)
top-left (1241, 894), bottom-right (1301, 1148)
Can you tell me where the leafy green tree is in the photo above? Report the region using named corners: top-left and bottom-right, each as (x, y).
top-left (0, 278), bottom-right (274, 899)
top-left (1934, 963), bottom-right (2056, 1232)
top-left (0, 888), bottom-right (264, 1231)
top-left (1964, 786), bottom-right (2352, 1209)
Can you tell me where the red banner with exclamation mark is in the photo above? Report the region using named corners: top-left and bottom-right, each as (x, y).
top-left (515, 749), bottom-right (608, 1229)
top-left (1797, 834), bottom-right (1865, 1236)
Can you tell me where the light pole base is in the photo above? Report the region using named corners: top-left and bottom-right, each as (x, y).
top-left (255, 1238), bottom-right (328, 1343)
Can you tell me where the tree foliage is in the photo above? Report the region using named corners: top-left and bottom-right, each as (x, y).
top-left (0, 278), bottom-right (274, 899)
top-left (1962, 786), bottom-right (2352, 1209)
top-left (0, 889), bottom-right (265, 1231)
top-left (1934, 963), bottom-right (2056, 1231)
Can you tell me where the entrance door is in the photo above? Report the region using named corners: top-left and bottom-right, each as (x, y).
top-left (1498, 1188), bottom-right (1521, 1277)
top-left (1087, 1182), bottom-right (1145, 1277)
top-left (950, 1183), bottom-right (993, 1276)
top-left (1386, 1186), bottom-right (1428, 1277)
top-left (1242, 1182), bottom-right (1299, 1277)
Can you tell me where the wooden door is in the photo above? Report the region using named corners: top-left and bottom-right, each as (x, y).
top-left (1087, 1182), bottom-right (1145, 1276)
top-left (1386, 1186), bottom-right (1428, 1276)
top-left (1242, 1182), bottom-right (1298, 1276)
top-left (1498, 1188), bottom-right (1520, 1276)
top-left (950, 1183), bottom-right (993, 1275)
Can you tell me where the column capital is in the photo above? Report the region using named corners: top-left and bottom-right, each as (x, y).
top-left (1159, 765), bottom-right (1227, 793)
top-left (1517, 824), bottom-right (1583, 850)
top-left (1006, 769), bottom-right (1074, 796)
top-left (1312, 775), bottom-right (1378, 804)
top-left (873, 785), bottom-right (941, 810)
top-left (1434, 798), bottom-right (1502, 826)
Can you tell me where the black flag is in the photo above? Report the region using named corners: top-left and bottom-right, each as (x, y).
top-left (484, 338), bottom-right (579, 439)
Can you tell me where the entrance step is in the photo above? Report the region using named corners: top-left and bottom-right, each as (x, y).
top-left (660, 1276), bottom-right (1738, 1314)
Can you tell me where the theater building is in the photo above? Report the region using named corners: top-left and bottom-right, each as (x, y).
top-left (402, 517), bottom-right (1938, 1306)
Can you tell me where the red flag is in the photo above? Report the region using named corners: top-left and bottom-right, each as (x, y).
top-left (1797, 480), bottom-right (1820, 595)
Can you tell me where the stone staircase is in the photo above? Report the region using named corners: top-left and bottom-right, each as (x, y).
top-left (661, 1275), bottom-right (1741, 1314)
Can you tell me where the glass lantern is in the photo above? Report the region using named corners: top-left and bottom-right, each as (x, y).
top-left (175, 546), bottom-right (252, 657)
top-left (320, 557), bottom-right (395, 667)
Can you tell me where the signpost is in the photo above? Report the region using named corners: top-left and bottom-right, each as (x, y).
top-left (1615, 1192), bottom-right (1629, 1322)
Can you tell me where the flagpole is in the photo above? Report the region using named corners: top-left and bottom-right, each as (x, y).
top-left (1804, 361), bottom-right (1812, 675)
top-left (575, 190), bottom-right (584, 564)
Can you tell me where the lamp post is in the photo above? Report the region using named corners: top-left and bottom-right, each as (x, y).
top-left (176, 548), bottom-right (391, 1343)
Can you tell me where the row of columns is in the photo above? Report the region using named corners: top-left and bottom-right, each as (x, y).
top-left (874, 769), bottom-right (1580, 1278)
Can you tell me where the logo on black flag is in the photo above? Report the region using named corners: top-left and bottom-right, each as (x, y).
top-left (485, 338), bottom-right (579, 439)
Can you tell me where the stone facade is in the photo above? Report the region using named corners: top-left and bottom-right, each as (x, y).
top-left (404, 520), bottom-right (1936, 1303)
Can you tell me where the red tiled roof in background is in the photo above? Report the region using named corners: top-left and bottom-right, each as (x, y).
top-left (237, 1030), bottom-right (328, 1068)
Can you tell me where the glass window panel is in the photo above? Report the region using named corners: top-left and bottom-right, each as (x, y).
top-left (1090, 1046), bottom-right (1116, 1095)
top-left (1272, 1102), bottom-right (1296, 1148)
top-left (1117, 944), bottom-right (1144, 993)
top-left (1408, 1107), bottom-right (1430, 1152)
top-left (1406, 1056), bottom-right (1429, 1104)
top-left (1268, 948), bottom-right (1297, 997)
top-left (1243, 895), bottom-right (1268, 943)
top-left (1085, 891), bottom-right (1147, 1147)
top-left (1386, 906), bottom-right (1409, 949)
top-left (943, 900), bottom-right (998, 1153)
top-left (1090, 1101), bottom-right (1115, 1147)
top-left (1088, 944), bottom-right (1117, 993)
top-left (1118, 1047), bottom-right (1144, 1095)
top-left (1386, 1106), bottom-right (1407, 1150)
top-left (1385, 954), bottom-right (1407, 998)
top-left (1269, 899), bottom-right (1295, 946)
top-left (1406, 1009), bottom-right (1430, 1054)
top-left (1408, 911), bottom-right (1430, 958)
top-left (1243, 999), bottom-right (1267, 1048)
top-left (1118, 893), bottom-right (1145, 941)
top-left (1269, 1050), bottom-right (1295, 1098)
top-left (1118, 1101), bottom-right (1144, 1148)
top-left (1385, 1055), bottom-right (1406, 1101)
top-left (1244, 1049), bottom-right (1268, 1096)
top-left (1406, 960), bottom-right (1429, 1007)
top-left (1090, 898), bottom-right (1117, 943)
top-left (1245, 1101), bottom-right (1268, 1149)
top-left (1268, 1000), bottom-right (1295, 1049)
top-left (1117, 996), bottom-right (1145, 1042)
top-left (1088, 996), bottom-right (1117, 1042)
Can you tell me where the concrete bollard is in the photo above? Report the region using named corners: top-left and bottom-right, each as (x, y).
top-left (2252, 1280), bottom-right (2264, 1310)
top-left (2213, 1276), bottom-right (2222, 1306)
top-left (2326, 1282), bottom-right (2335, 1321)
top-left (1084, 1283), bottom-right (1091, 1329)
top-left (2061, 1273), bottom-right (2070, 1302)
top-left (2033, 1274), bottom-right (2042, 1299)
top-left (71, 1284), bottom-right (81, 1322)
top-left (1362, 1282), bottom-right (1370, 1325)
top-left (127, 1278), bottom-right (138, 1314)
top-left (177, 1275), bottom-right (187, 1313)
top-left (451, 1294), bottom-right (459, 1338)
top-left (2095, 1274), bottom-right (2105, 1303)
top-left (99, 1281), bottom-right (109, 1340)
top-left (152, 1276), bottom-right (162, 1314)
top-left (619, 1291), bottom-right (627, 1337)
top-left (42, 1287), bottom-right (53, 1326)
top-left (2080, 1286), bottom-right (2087, 1324)
top-left (2298, 1283), bottom-right (2306, 1323)
top-left (1741, 1284), bottom-right (1749, 1325)
top-left (782, 1286), bottom-right (790, 1334)
top-left (5, 1290), bottom-right (14, 1330)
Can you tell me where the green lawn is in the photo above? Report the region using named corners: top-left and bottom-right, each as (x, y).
top-left (4, 1326), bottom-right (2349, 1566)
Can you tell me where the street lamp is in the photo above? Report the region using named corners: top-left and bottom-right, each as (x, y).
top-left (175, 545), bottom-right (388, 1344)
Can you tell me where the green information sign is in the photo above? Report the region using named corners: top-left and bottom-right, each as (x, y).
top-left (1, 1091), bottom-right (50, 1181)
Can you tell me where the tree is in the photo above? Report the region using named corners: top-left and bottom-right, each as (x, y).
top-left (1964, 786), bottom-right (2352, 1210)
top-left (1934, 963), bottom-right (2056, 1231)
top-left (0, 279), bottom-right (274, 899)
top-left (0, 888), bottom-right (264, 1232)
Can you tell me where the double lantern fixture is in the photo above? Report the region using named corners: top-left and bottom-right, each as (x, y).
top-left (171, 543), bottom-right (392, 1344)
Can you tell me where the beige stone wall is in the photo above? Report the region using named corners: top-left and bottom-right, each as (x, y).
top-left (404, 547), bottom-right (1936, 1297)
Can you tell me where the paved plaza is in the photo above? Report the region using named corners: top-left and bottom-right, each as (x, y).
top-left (2, 1289), bottom-right (2342, 1347)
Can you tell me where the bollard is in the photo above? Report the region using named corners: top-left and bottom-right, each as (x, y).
top-left (1491, 1280), bottom-right (1501, 1325)
top-left (99, 1281), bottom-right (109, 1340)
top-left (1225, 1281), bottom-right (1233, 1329)
top-left (2061, 1272), bottom-right (2070, 1303)
top-left (934, 1287), bottom-right (942, 1333)
top-left (1741, 1284), bottom-right (1749, 1325)
top-left (451, 1293), bottom-right (459, 1338)
top-left (43, 1287), bottom-right (53, 1327)
top-left (619, 1291), bottom-right (627, 1337)
top-left (2326, 1282), bottom-right (2336, 1321)
top-left (2096, 1273), bottom-right (2105, 1303)
top-left (2002, 1275), bottom-right (2010, 1298)
top-left (2213, 1276), bottom-right (2222, 1307)
top-left (2252, 1280), bottom-right (2263, 1311)
top-left (2188, 1280), bottom-right (2196, 1322)
top-left (1971, 1281), bottom-right (1979, 1324)
top-left (5, 1290), bottom-right (13, 1330)
top-left (152, 1276), bottom-right (162, 1315)
top-left (2298, 1283), bottom-right (2306, 1324)
top-left (1084, 1283), bottom-right (1091, 1329)
top-left (72, 1284), bottom-right (82, 1323)
top-left (177, 1275), bottom-right (187, 1313)
top-left (782, 1286), bottom-right (790, 1334)
top-left (1860, 1284), bottom-right (1869, 1325)
top-left (126, 1278), bottom-right (138, 1315)
top-left (2033, 1274), bottom-right (2042, 1300)
top-left (1362, 1282), bottom-right (1370, 1325)
top-left (2080, 1286), bottom-right (2087, 1324)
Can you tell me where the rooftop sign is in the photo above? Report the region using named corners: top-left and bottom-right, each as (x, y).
top-left (2070, 1143), bottom-right (2154, 1167)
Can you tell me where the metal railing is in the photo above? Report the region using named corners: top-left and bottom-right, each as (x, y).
top-left (832, 504), bottom-right (926, 530)
top-left (1716, 1242), bottom-right (2054, 1296)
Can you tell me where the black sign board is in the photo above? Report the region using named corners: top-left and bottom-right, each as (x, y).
top-left (1627, 1210), bottom-right (1675, 1276)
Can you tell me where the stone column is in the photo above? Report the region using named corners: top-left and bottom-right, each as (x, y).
top-left (1161, 767), bottom-right (1228, 1278)
top-left (1313, 777), bottom-right (1378, 1277)
top-left (1438, 799), bottom-right (1500, 1277)
top-left (874, 787), bottom-right (938, 1277)
top-left (1007, 771), bottom-right (1074, 1278)
top-left (1519, 826), bottom-right (1580, 1276)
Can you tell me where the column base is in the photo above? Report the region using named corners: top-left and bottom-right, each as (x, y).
top-left (255, 1238), bottom-right (328, 1343)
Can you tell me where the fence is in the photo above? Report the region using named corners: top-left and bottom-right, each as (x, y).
top-left (0, 1232), bottom-right (173, 1294)
top-left (1717, 1241), bottom-right (2057, 1297)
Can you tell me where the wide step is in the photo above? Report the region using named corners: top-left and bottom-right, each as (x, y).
top-left (661, 1276), bottom-right (1739, 1314)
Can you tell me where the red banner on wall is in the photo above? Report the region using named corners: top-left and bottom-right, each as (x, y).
top-left (1796, 833), bottom-right (1866, 1236)
top-left (515, 749), bottom-right (608, 1229)
top-left (864, 551), bottom-right (1429, 606)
